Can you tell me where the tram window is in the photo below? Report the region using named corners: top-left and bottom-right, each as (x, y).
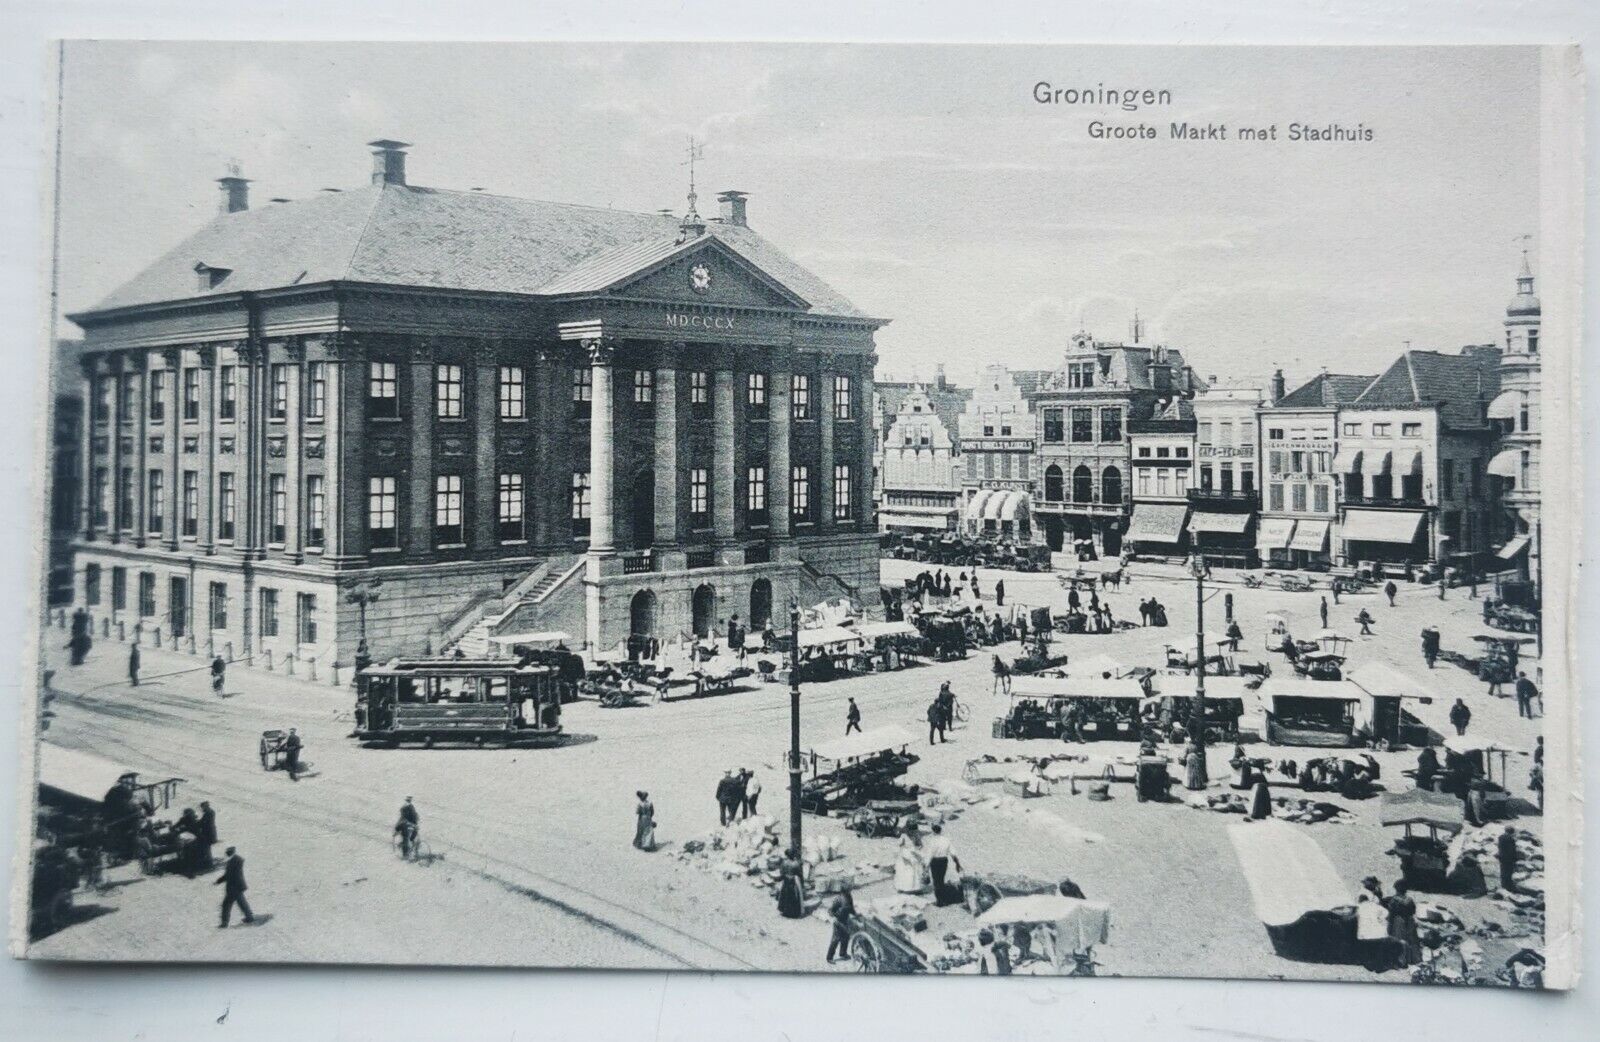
top-left (397, 678), bottom-right (422, 703)
top-left (483, 677), bottom-right (508, 702)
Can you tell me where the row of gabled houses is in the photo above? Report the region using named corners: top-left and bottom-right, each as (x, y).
top-left (874, 259), bottom-right (1542, 587)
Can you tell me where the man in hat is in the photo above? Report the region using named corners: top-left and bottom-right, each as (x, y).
top-left (283, 728), bottom-right (303, 781)
top-left (1449, 698), bottom-right (1472, 737)
top-left (1514, 672), bottom-right (1539, 719)
top-left (128, 644), bottom-right (141, 687)
top-left (845, 697), bottom-right (862, 735)
top-left (214, 846), bottom-right (254, 927)
top-left (1496, 826), bottom-right (1520, 892)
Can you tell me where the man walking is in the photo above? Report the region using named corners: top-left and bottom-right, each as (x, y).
top-left (1514, 672), bottom-right (1539, 719)
top-left (1496, 826), bottom-right (1520, 892)
top-left (210, 654), bottom-right (226, 697)
top-left (1438, 577), bottom-right (1447, 601)
top-left (283, 728), bottom-right (303, 781)
top-left (927, 700), bottom-right (946, 745)
top-left (1356, 609), bottom-right (1375, 636)
top-left (215, 847), bottom-right (254, 927)
top-left (845, 697), bottom-right (862, 735)
top-left (825, 888), bottom-right (856, 963)
top-left (1384, 580), bottom-right (1398, 607)
top-left (716, 770), bottom-right (737, 826)
top-left (1319, 596), bottom-right (1329, 630)
top-left (995, 579), bottom-right (1005, 607)
top-left (1449, 698), bottom-right (1472, 737)
top-left (743, 772), bottom-right (761, 818)
top-left (128, 644), bottom-right (141, 687)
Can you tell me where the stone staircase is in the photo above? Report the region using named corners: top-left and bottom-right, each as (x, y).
top-left (445, 554), bottom-right (584, 657)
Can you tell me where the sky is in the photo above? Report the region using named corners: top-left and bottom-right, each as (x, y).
top-left (55, 42), bottom-right (1541, 389)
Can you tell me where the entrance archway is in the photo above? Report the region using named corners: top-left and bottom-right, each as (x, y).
top-left (630, 589), bottom-right (657, 637)
top-left (691, 583), bottom-right (717, 638)
top-left (750, 578), bottom-right (772, 630)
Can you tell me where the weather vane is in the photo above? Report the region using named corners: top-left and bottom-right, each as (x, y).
top-left (681, 135), bottom-right (706, 219)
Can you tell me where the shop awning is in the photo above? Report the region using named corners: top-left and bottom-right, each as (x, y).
top-left (1398, 449), bottom-right (1424, 475)
top-left (1126, 503), bottom-right (1188, 544)
top-left (1369, 450), bottom-right (1393, 474)
top-left (880, 511), bottom-right (950, 530)
top-left (965, 490), bottom-right (996, 521)
top-left (1487, 389), bottom-right (1521, 421)
top-left (1289, 519), bottom-right (1330, 553)
top-left (1189, 511), bottom-right (1252, 536)
top-left (1487, 449), bottom-right (1521, 480)
top-left (1341, 508), bottom-right (1424, 544)
top-left (1496, 535), bottom-right (1531, 561)
top-left (1333, 448), bottom-right (1363, 474)
top-left (38, 743), bottom-right (136, 803)
top-left (1256, 517), bottom-right (1296, 550)
top-left (983, 490), bottom-right (1029, 521)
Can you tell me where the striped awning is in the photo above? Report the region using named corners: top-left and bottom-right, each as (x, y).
top-left (1290, 519), bottom-right (1331, 552)
top-left (1487, 449), bottom-right (1521, 480)
top-left (1369, 450), bottom-right (1393, 474)
top-left (1256, 517), bottom-right (1296, 550)
top-left (1342, 509), bottom-right (1424, 544)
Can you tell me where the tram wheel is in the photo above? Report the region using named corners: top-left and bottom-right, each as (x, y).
top-left (849, 933), bottom-right (882, 973)
top-left (473, 736), bottom-right (485, 748)
top-left (422, 735), bottom-right (435, 749)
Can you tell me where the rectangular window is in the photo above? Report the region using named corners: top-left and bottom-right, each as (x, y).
top-left (1241, 463), bottom-right (1255, 497)
top-left (209, 582), bottom-right (227, 631)
top-left (1099, 407), bottom-right (1122, 443)
top-left (181, 470), bottom-right (198, 537)
top-left (306, 476), bottom-right (326, 549)
top-left (306, 362), bottom-right (326, 419)
top-left (1000, 454), bottom-right (1012, 479)
top-left (117, 374), bottom-right (135, 423)
top-left (117, 466), bottom-right (134, 529)
top-left (1401, 422), bottom-right (1421, 437)
top-left (1198, 421), bottom-right (1213, 444)
top-left (746, 465), bottom-right (767, 519)
top-left (1371, 422), bottom-right (1392, 437)
top-left (834, 463), bottom-right (852, 520)
top-left (1138, 446), bottom-right (1151, 458)
top-left (834, 375), bottom-right (853, 420)
top-left (434, 474), bottom-right (463, 545)
top-left (1218, 421), bottom-right (1235, 447)
top-left (1268, 427), bottom-right (1285, 441)
top-left (1137, 471), bottom-right (1150, 496)
top-left (219, 365), bottom-right (237, 420)
top-left (137, 572), bottom-right (156, 617)
top-left (92, 377), bottom-right (111, 423)
top-left (258, 588), bottom-right (279, 637)
top-left (791, 465), bottom-right (811, 520)
top-left (1156, 469), bottom-right (1170, 496)
top-left (498, 473), bottom-right (524, 541)
top-left (368, 362), bottom-right (398, 419)
top-left (1199, 463), bottom-right (1214, 491)
top-left (1291, 484), bottom-right (1307, 512)
top-left (84, 564), bottom-right (101, 606)
top-left (269, 474), bottom-right (287, 544)
top-left (1174, 469), bottom-right (1188, 495)
top-left (689, 467), bottom-right (710, 521)
top-left (296, 593), bottom-right (317, 645)
top-left (1070, 407), bottom-right (1094, 443)
top-left (1042, 408), bottom-right (1062, 442)
top-left (497, 366), bottom-right (525, 419)
top-left (218, 472), bottom-right (237, 541)
top-left (570, 471), bottom-right (591, 534)
top-left (1155, 447), bottom-right (1170, 459)
top-left (435, 364), bottom-right (463, 419)
top-left (983, 454), bottom-right (995, 479)
top-left (572, 367), bottom-right (593, 418)
top-left (148, 371), bottom-right (167, 423)
top-left (1313, 484), bottom-right (1330, 513)
top-left (148, 469), bottom-right (167, 537)
top-left (791, 374), bottom-right (812, 420)
top-left (368, 476), bottom-right (398, 549)
top-left (1176, 446), bottom-right (1189, 458)
top-left (1342, 422), bottom-right (1360, 436)
top-left (1268, 483), bottom-right (1284, 511)
top-left (182, 368), bottom-right (200, 421)
top-left (92, 468), bottom-right (109, 528)
top-left (270, 364), bottom-right (290, 419)
top-left (632, 369), bottom-right (654, 404)
top-left (690, 370), bottom-right (709, 408)
top-left (747, 372), bottom-right (768, 410)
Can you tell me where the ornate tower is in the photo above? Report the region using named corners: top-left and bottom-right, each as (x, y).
top-left (1489, 251), bottom-right (1541, 591)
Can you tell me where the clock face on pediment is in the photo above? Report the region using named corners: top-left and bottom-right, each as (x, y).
top-left (688, 263), bottom-right (713, 295)
top-left (611, 244), bottom-right (808, 310)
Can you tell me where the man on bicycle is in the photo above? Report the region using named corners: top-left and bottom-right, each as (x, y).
top-left (395, 797), bottom-right (420, 858)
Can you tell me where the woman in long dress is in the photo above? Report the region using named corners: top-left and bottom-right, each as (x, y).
top-left (1248, 778), bottom-right (1273, 819)
top-left (1384, 881), bottom-right (1422, 966)
top-left (632, 791), bottom-right (656, 852)
top-left (894, 831), bottom-right (927, 894)
top-left (777, 848), bottom-right (806, 918)
top-left (1183, 740), bottom-right (1207, 791)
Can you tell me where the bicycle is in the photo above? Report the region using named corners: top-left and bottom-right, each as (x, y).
top-left (392, 828), bottom-right (433, 865)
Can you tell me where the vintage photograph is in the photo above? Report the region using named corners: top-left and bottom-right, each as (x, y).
top-left (13, 42), bottom-right (1579, 987)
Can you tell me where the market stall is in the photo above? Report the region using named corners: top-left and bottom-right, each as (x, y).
top-left (1230, 819), bottom-right (1360, 963)
top-left (996, 676), bottom-right (1145, 742)
top-left (1257, 679), bottom-right (1368, 747)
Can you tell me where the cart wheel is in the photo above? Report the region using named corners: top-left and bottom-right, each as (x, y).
top-left (849, 932), bottom-right (883, 973)
top-left (954, 703), bottom-right (971, 723)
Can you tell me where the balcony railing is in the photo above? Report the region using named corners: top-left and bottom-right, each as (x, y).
top-left (1341, 495), bottom-right (1426, 509)
top-left (1187, 488), bottom-right (1259, 508)
top-left (621, 550), bottom-right (656, 574)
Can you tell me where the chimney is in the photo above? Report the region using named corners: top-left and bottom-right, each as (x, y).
top-left (1271, 368), bottom-right (1286, 403)
top-left (217, 174), bottom-right (250, 214)
top-left (368, 139), bottom-right (411, 186)
top-left (716, 190), bottom-right (749, 227)
top-left (935, 364), bottom-right (947, 390)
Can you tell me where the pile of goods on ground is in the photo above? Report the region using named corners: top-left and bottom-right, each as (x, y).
top-left (674, 816), bottom-right (892, 895)
top-left (1462, 824), bottom-right (1546, 935)
top-left (1188, 792), bottom-right (1350, 824)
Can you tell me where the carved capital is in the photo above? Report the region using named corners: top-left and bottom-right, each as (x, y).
top-left (161, 347), bottom-right (182, 370)
top-left (283, 336), bottom-right (306, 362)
top-left (196, 345), bottom-right (217, 368)
top-left (584, 337), bottom-right (615, 367)
top-left (320, 332), bottom-right (365, 362)
top-left (407, 336), bottom-right (434, 365)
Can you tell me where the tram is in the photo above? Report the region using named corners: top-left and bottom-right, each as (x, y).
top-left (354, 658), bottom-right (565, 748)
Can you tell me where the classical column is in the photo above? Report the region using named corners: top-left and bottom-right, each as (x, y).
top-left (106, 354), bottom-right (125, 542)
top-left (283, 340), bottom-right (305, 557)
top-left (585, 337), bottom-right (616, 555)
top-left (653, 343), bottom-right (681, 547)
top-left (79, 358), bottom-right (97, 542)
top-left (130, 356), bottom-right (148, 543)
top-left (233, 342), bottom-right (259, 555)
top-left (712, 363), bottom-right (737, 545)
top-left (530, 347), bottom-right (563, 549)
top-left (407, 338), bottom-right (435, 559)
top-left (769, 355), bottom-right (792, 539)
top-left (818, 369), bottom-right (836, 532)
top-left (162, 349), bottom-right (181, 551)
top-left (326, 334), bottom-right (365, 563)
top-left (472, 354), bottom-right (498, 550)
top-left (859, 357), bottom-right (877, 529)
top-left (196, 346), bottom-right (217, 551)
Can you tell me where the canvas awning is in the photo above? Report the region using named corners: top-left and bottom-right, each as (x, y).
top-left (983, 490), bottom-right (1028, 521)
top-left (1189, 511), bottom-right (1252, 536)
top-left (1398, 449), bottom-right (1424, 475)
top-left (1341, 508), bottom-right (1424, 544)
top-left (1009, 676), bottom-right (1146, 701)
top-left (38, 743), bottom-right (136, 804)
top-left (1126, 503), bottom-right (1188, 544)
top-left (879, 511), bottom-right (950, 530)
top-left (856, 620), bottom-right (920, 640)
top-left (1487, 389), bottom-right (1521, 421)
top-left (1346, 661), bottom-right (1432, 701)
top-left (797, 625), bottom-right (865, 650)
top-left (1487, 449), bottom-right (1521, 480)
top-left (1332, 447), bottom-right (1363, 474)
top-left (1256, 517), bottom-right (1296, 551)
top-left (1229, 820), bottom-right (1354, 927)
top-left (808, 725), bottom-right (915, 762)
top-left (1379, 790), bottom-right (1465, 834)
top-left (965, 490), bottom-right (997, 521)
top-left (1496, 535), bottom-right (1531, 561)
top-left (1369, 450), bottom-right (1393, 474)
top-left (1289, 519), bottom-right (1330, 553)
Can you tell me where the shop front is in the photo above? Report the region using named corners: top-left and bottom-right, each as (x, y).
top-left (1188, 510), bottom-right (1257, 569)
top-left (1256, 516), bottom-right (1296, 568)
top-left (1125, 503), bottom-right (1189, 559)
top-left (1288, 518), bottom-right (1333, 569)
top-left (1340, 508), bottom-right (1428, 567)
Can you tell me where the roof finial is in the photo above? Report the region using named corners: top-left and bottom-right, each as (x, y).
top-left (680, 135), bottom-right (707, 237)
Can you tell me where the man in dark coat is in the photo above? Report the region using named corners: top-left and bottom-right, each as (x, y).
top-left (1496, 826), bottom-right (1520, 892)
top-left (1319, 596), bottom-right (1329, 629)
top-left (1384, 580), bottom-right (1398, 607)
top-left (1514, 672), bottom-right (1539, 719)
top-left (716, 771), bottom-right (737, 826)
top-left (845, 697), bottom-right (862, 735)
top-left (215, 847), bottom-right (254, 926)
top-left (1414, 747), bottom-right (1439, 791)
top-left (128, 645), bottom-right (141, 687)
top-left (196, 801), bottom-right (218, 870)
top-left (994, 579), bottom-right (1005, 607)
top-left (210, 655), bottom-right (226, 696)
top-left (1449, 698), bottom-right (1471, 737)
top-left (283, 728), bottom-right (303, 781)
top-left (927, 700), bottom-right (946, 745)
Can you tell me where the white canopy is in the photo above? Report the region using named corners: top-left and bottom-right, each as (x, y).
top-left (978, 894), bottom-right (1104, 925)
top-left (1341, 509), bottom-right (1424, 544)
top-left (965, 490), bottom-right (998, 521)
top-left (1487, 389), bottom-right (1522, 421)
top-left (1487, 449), bottom-right (1521, 480)
top-left (1010, 676), bottom-right (1145, 701)
top-left (1497, 535), bottom-right (1531, 561)
top-left (1289, 519), bottom-right (1330, 553)
top-left (1346, 661), bottom-right (1432, 701)
top-left (1150, 674), bottom-right (1260, 700)
top-left (1230, 820), bottom-right (1353, 927)
top-left (1257, 679), bottom-right (1365, 704)
top-left (808, 725), bottom-right (916, 762)
top-left (856, 620), bottom-right (920, 640)
top-left (1257, 516), bottom-right (1296, 551)
top-left (38, 743), bottom-right (139, 803)
top-left (1063, 653), bottom-right (1126, 679)
top-left (798, 625), bottom-right (866, 650)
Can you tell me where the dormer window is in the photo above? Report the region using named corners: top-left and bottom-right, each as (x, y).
top-left (194, 262), bottom-right (232, 291)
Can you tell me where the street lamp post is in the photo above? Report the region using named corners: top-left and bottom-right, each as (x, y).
top-left (787, 599), bottom-right (804, 867)
top-left (1188, 554), bottom-right (1209, 787)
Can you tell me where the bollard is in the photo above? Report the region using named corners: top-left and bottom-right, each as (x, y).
top-left (263, 649), bottom-right (273, 671)
top-left (152, 625), bottom-right (162, 647)
top-left (307, 658), bottom-right (317, 682)
top-left (186, 634), bottom-right (197, 654)
top-left (285, 653), bottom-right (296, 676)
top-left (330, 663), bottom-right (341, 687)
top-left (101, 617), bottom-right (111, 638)
top-left (116, 621), bottom-right (126, 642)
top-left (132, 622), bottom-right (142, 647)
top-left (224, 641), bottom-right (234, 663)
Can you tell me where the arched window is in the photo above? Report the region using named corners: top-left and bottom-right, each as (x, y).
top-left (1101, 466), bottom-right (1122, 505)
top-left (1072, 465), bottom-right (1093, 504)
top-left (1044, 464), bottom-right (1064, 502)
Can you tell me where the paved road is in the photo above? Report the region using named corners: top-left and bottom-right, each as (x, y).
top-left (27, 561), bottom-right (1544, 978)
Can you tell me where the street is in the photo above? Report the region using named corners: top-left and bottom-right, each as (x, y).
top-left (30, 560), bottom-right (1544, 981)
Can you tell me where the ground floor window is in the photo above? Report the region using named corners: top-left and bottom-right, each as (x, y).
top-left (369, 476), bottom-right (398, 549)
top-left (296, 592), bottom-right (317, 645)
top-left (209, 582), bottom-right (227, 631)
top-left (498, 472), bottom-right (525, 541)
top-left (834, 463), bottom-right (852, 520)
top-left (110, 566), bottom-right (127, 611)
top-left (137, 572), bottom-right (156, 617)
top-left (259, 588), bottom-right (279, 637)
top-left (84, 564), bottom-right (101, 606)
